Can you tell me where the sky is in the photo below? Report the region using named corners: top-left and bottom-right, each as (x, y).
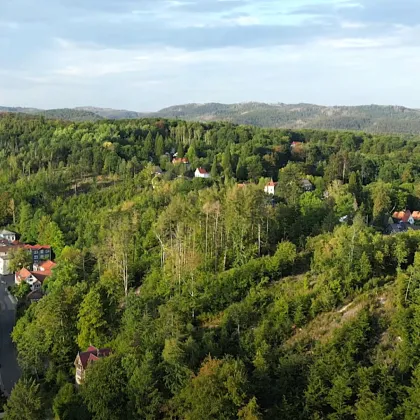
top-left (1, 0), bottom-right (420, 111)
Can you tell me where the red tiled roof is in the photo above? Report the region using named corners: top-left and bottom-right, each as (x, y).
top-left (16, 268), bottom-right (32, 281)
top-left (24, 244), bottom-right (51, 250)
top-left (76, 347), bottom-right (111, 369)
top-left (35, 260), bottom-right (56, 275)
top-left (172, 158), bottom-right (189, 164)
top-left (196, 167), bottom-right (208, 174)
top-left (266, 180), bottom-right (278, 187)
top-left (393, 210), bottom-right (412, 223)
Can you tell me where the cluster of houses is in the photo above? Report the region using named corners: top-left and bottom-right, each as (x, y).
top-left (387, 210), bottom-right (420, 234)
top-left (0, 228), bottom-right (108, 385)
top-left (153, 157), bottom-right (211, 180)
top-left (0, 229), bottom-right (56, 301)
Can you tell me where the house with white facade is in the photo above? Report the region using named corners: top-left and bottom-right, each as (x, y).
top-left (15, 260), bottom-right (56, 292)
top-left (264, 180), bottom-right (277, 195)
top-left (195, 168), bottom-right (211, 179)
top-left (0, 230), bottom-right (16, 242)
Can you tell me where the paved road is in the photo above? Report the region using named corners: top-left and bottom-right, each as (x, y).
top-left (0, 275), bottom-right (20, 396)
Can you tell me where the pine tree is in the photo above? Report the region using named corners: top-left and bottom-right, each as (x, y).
top-left (211, 157), bottom-right (218, 178)
top-left (155, 134), bottom-right (165, 158)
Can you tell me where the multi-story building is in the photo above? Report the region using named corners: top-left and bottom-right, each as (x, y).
top-left (74, 347), bottom-right (111, 385)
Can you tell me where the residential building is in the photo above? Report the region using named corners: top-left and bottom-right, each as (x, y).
top-left (387, 222), bottom-right (420, 235)
top-left (264, 180), bottom-right (277, 195)
top-left (172, 157), bottom-right (190, 169)
top-left (301, 179), bottom-right (314, 192)
top-left (15, 260), bottom-right (56, 291)
top-left (195, 168), bottom-right (211, 179)
top-left (26, 290), bottom-right (44, 303)
top-left (0, 243), bottom-right (52, 275)
top-left (393, 210), bottom-right (415, 225)
top-left (74, 346), bottom-right (111, 385)
top-left (24, 244), bottom-right (52, 264)
top-left (0, 230), bottom-right (16, 242)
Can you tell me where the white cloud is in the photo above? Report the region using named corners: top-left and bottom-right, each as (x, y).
top-left (340, 21), bottom-right (367, 29)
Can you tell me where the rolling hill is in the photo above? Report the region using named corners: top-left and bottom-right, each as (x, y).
top-left (2, 102), bottom-right (420, 133)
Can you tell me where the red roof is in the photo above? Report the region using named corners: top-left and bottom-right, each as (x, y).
top-left (76, 347), bottom-right (111, 369)
top-left (172, 158), bottom-right (189, 164)
top-left (24, 244), bottom-right (51, 250)
top-left (35, 260), bottom-right (56, 275)
top-left (291, 141), bottom-right (303, 147)
top-left (16, 268), bottom-right (32, 281)
top-left (393, 210), bottom-right (412, 223)
top-left (196, 167), bottom-right (208, 174)
top-left (16, 262), bottom-right (55, 284)
top-left (266, 180), bottom-right (278, 187)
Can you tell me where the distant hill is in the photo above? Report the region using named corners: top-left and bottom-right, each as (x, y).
top-left (0, 106), bottom-right (102, 122)
top-left (75, 107), bottom-right (145, 120)
top-left (2, 102), bottom-right (420, 133)
top-left (148, 102), bottom-right (420, 134)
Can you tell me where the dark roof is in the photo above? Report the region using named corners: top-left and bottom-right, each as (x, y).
top-left (26, 290), bottom-right (44, 302)
top-left (301, 179), bottom-right (313, 188)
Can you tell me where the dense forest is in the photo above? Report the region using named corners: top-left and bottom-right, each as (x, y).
top-left (2, 113), bottom-right (420, 419)
top-left (3, 102), bottom-right (420, 133)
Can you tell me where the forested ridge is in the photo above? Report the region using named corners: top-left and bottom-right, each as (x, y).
top-left (2, 113), bottom-right (420, 419)
top-left (3, 102), bottom-right (420, 134)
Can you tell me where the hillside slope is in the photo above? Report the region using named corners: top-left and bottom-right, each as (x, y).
top-left (2, 102), bottom-right (420, 133)
top-left (0, 106), bottom-right (102, 122)
top-left (150, 102), bottom-right (420, 133)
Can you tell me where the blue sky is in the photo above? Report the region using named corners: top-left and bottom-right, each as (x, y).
top-left (1, 0), bottom-right (420, 110)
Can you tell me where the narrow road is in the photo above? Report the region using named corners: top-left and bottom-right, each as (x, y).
top-left (0, 275), bottom-right (20, 396)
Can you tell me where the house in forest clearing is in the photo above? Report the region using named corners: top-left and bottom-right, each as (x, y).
top-left (393, 210), bottom-right (415, 225)
top-left (264, 180), bottom-right (277, 195)
top-left (195, 168), bottom-right (211, 179)
top-left (172, 157), bottom-right (190, 169)
top-left (74, 346), bottom-right (111, 384)
top-left (301, 179), bottom-right (314, 192)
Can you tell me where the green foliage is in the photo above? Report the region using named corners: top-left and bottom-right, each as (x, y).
top-left (4, 378), bottom-right (44, 420)
top-left (8, 247), bottom-right (32, 273)
top-left (5, 114), bottom-right (420, 419)
top-left (82, 355), bottom-right (129, 420)
top-left (77, 286), bottom-right (109, 349)
top-left (53, 383), bottom-right (90, 420)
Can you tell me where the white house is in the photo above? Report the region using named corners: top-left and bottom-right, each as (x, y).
top-left (15, 268), bottom-right (43, 291)
top-left (15, 260), bottom-right (56, 291)
top-left (0, 229), bottom-right (16, 242)
top-left (195, 168), bottom-right (211, 179)
top-left (264, 180), bottom-right (277, 195)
